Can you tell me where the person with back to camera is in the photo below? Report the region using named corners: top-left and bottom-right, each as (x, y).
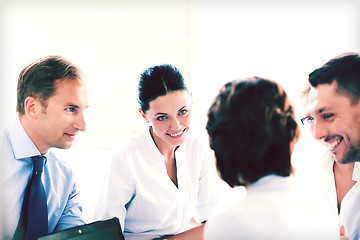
top-left (301, 52), bottom-right (360, 240)
top-left (204, 77), bottom-right (340, 239)
top-left (0, 56), bottom-right (88, 240)
top-left (97, 64), bottom-right (222, 240)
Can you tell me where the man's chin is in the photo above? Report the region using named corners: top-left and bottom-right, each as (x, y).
top-left (338, 147), bottom-right (360, 163)
top-left (55, 142), bottom-right (73, 150)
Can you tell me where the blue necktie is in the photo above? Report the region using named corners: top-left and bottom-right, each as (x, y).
top-left (14, 155), bottom-right (48, 240)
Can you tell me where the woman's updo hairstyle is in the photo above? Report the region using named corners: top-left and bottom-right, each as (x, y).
top-left (137, 64), bottom-right (188, 113)
top-left (206, 77), bottom-right (299, 187)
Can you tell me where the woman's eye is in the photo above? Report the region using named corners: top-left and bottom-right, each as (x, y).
top-left (179, 110), bottom-right (187, 115)
top-left (157, 115), bottom-right (167, 121)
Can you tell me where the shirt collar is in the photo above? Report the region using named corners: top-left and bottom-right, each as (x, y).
top-left (353, 162), bottom-right (360, 182)
top-left (323, 151), bottom-right (359, 182)
top-left (247, 175), bottom-right (292, 194)
top-left (146, 126), bottom-right (185, 162)
top-left (9, 117), bottom-right (43, 160)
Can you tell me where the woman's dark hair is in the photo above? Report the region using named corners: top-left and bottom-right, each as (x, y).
top-left (17, 56), bottom-right (82, 115)
top-left (309, 52), bottom-right (360, 104)
top-left (206, 77), bottom-right (299, 187)
top-left (137, 64), bottom-right (188, 112)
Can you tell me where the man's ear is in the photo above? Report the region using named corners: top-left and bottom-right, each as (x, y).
top-left (139, 108), bottom-right (150, 123)
top-left (24, 96), bottom-right (41, 119)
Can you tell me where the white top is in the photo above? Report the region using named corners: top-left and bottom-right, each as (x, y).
top-left (204, 175), bottom-right (339, 240)
top-left (319, 152), bottom-right (360, 240)
top-left (96, 129), bottom-right (220, 240)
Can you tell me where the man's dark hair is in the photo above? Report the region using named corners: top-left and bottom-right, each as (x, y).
top-left (309, 52), bottom-right (360, 104)
top-left (17, 56), bottom-right (82, 115)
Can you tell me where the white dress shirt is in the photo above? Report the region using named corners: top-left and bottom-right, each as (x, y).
top-left (319, 152), bottom-right (360, 240)
top-left (97, 128), bottom-right (220, 240)
top-left (204, 175), bottom-right (339, 240)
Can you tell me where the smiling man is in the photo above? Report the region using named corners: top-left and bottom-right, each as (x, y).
top-left (1, 56), bottom-right (89, 240)
top-left (302, 52), bottom-right (360, 240)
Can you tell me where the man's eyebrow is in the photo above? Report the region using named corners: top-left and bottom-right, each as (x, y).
top-left (305, 107), bottom-right (325, 118)
top-left (315, 108), bottom-right (325, 115)
top-left (67, 104), bottom-right (79, 108)
top-left (68, 104), bottom-right (90, 109)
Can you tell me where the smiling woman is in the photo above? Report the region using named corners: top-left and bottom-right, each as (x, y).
top-left (141, 90), bottom-right (192, 156)
top-left (94, 64), bottom-right (224, 240)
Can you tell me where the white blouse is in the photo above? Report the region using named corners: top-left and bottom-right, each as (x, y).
top-left (97, 129), bottom-right (220, 240)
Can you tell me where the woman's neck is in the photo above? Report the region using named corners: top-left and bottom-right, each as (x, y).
top-left (150, 127), bottom-right (178, 187)
top-left (149, 127), bottom-right (177, 159)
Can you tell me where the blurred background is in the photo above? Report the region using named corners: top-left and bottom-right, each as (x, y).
top-left (1, 0), bottom-right (359, 222)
